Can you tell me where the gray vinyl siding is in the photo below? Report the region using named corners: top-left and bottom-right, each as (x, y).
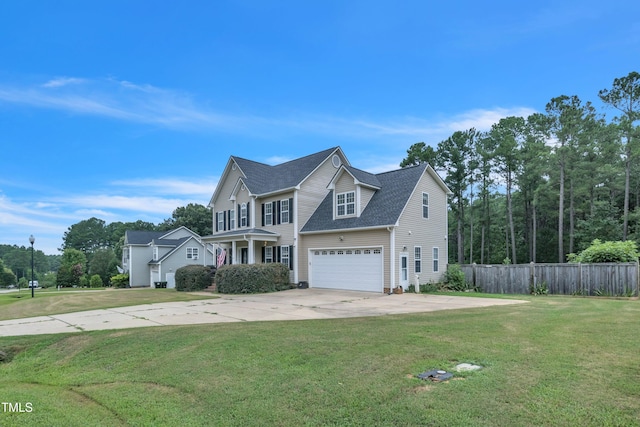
top-left (211, 166), bottom-right (246, 232)
top-left (395, 169), bottom-right (448, 285)
top-left (129, 246), bottom-right (152, 287)
top-left (257, 192), bottom-right (295, 243)
top-left (360, 187), bottom-right (376, 214)
top-left (299, 228), bottom-right (391, 290)
top-left (297, 154), bottom-right (346, 229)
top-left (335, 172), bottom-right (355, 194)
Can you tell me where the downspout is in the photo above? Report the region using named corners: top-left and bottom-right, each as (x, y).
top-left (387, 226), bottom-right (395, 294)
top-left (293, 190), bottom-right (299, 284)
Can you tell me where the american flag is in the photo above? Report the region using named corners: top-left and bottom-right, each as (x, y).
top-left (216, 248), bottom-right (226, 267)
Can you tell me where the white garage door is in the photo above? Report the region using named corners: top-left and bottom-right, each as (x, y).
top-left (310, 248), bottom-right (383, 292)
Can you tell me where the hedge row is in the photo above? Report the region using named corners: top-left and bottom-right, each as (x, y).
top-left (175, 265), bottom-right (216, 292)
top-left (215, 263), bottom-right (292, 294)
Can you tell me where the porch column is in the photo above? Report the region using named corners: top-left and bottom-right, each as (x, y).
top-left (248, 237), bottom-right (255, 264)
top-left (232, 241), bottom-right (237, 265)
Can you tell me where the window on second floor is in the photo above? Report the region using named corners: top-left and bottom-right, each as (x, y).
top-left (153, 247), bottom-right (158, 261)
top-left (187, 247), bottom-right (199, 260)
top-left (230, 209), bottom-right (235, 230)
top-left (281, 199), bottom-right (290, 223)
top-left (422, 193), bottom-right (429, 219)
top-left (240, 203), bottom-right (248, 227)
top-left (217, 212), bottom-right (225, 232)
top-left (264, 203), bottom-right (273, 226)
top-left (337, 191), bottom-right (355, 216)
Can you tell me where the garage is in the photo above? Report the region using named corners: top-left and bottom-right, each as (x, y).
top-left (310, 247), bottom-right (383, 292)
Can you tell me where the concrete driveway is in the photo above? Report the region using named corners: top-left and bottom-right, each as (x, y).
top-left (0, 289), bottom-right (527, 337)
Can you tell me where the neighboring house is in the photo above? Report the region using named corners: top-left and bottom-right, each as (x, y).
top-left (203, 147), bottom-right (451, 293)
top-left (122, 227), bottom-right (214, 288)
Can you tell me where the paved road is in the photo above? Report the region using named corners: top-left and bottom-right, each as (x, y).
top-left (0, 289), bottom-right (527, 337)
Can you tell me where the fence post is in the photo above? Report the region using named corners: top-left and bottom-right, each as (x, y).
top-left (472, 263), bottom-right (477, 290)
top-left (529, 262), bottom-right (535, 293)
top-left (636, 260), bottom-right (639, 297)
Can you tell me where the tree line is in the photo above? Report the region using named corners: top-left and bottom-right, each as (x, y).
top-left (400, 71), bottom-right (640, 264)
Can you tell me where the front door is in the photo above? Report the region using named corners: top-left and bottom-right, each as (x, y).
top-left (400, 253), bottom-right (409, 289)
top-left (241, 248), bottom-right (248, 264)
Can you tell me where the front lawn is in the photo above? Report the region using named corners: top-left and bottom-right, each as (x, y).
top-left (0, 288), bottom-right (217, 321)
top-left (0, 296), bottom-right (638, 426)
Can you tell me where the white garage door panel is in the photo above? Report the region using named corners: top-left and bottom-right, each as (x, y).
top-left (311, 248), bottom-right (382, 292)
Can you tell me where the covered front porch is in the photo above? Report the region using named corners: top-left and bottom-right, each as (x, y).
top-left (202, 228), bottom-right (280, 266)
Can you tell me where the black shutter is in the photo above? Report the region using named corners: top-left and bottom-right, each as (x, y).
top-left (247, 202), bottom-right (250, 228)
top-left (237, 204), bottom-right (241, 228)
top-left (215, 212), bottom-right (219, 232)
top-left (271, 201), bottom-right (277, 225)
top-left (261, 203), bottom-right (265, 227)
top-left (276, 246), bottom-right (281, 263)
top-left (289, 245), bottom-right (294, 270)
top-left (276, 200), bottom-right (281, 225)
top-left (261, 246), bottom-right (265, 263)
top-left (289, 198), bottom-right (294, 223)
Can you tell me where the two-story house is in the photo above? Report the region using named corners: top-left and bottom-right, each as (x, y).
top-left (122, 227), bottom-right (214, 288)
top-left (203, 147), bottom-right (450, 293)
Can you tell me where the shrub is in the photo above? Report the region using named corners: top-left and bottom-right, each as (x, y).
top-left (216, 263), bottom-right (291, 294)
top-left (442, 264), bottom-right (470, 291)
top-left (175, 265), bottom-right (215, 292)
top-left (110, 273), bottom-right (129, 288)
top-left (89, 274), bottom-right (104, 288)
top-left (568, 239), bottom-right (640, 263)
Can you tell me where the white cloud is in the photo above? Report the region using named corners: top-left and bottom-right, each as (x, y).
top-left (0, 77), bottom-right (537, 145)
top-left (111, 177), bottom-right (217, 198)
top-left (41, 77), bottom-right (87, 88)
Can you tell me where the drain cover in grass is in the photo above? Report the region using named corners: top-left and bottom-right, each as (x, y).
top-left (454, 363), bottom-right (482, 372)
top-left (417, 369), bottom-right (453, 382)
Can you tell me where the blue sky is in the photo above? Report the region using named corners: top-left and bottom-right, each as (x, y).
top-left (0, 1), bottom-right (638, 254)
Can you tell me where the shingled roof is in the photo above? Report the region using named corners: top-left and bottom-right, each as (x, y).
top-left (232, 146), bottom-right (341, 195)
top-left (125, 231), bottom-right (166, 245)
top-left (301, 163), bottom-right (429, 233)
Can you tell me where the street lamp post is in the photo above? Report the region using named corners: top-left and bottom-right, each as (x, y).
top-left (29, 235), bottom-right (35, 298)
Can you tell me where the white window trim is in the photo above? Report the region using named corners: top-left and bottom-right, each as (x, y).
top-left (281, 199), bottom-right (289, 224)
top-left (187, 247), bottom-right (199, 260)
top-left (414, 246), bottom-right (422, 274)
top-left (422, 192), bottom-right (429, 219)
top-left (281, 245), bottom-right (290, 267)
top-left (230, 209), bottom-right (235, 230)
top-left (265, 203), bottom-right (273, 226)
top-left (265, 246), bottom-right (273, 263)
top-left (433, 247), bottom-right (439, 272)
top-left (217, 212), bottom-right (225, 231)
top-left (240, 203), bottom-right (247, 227)
top-left (153, 247), bottom-right (158, 261)
top-left (336, 191), bottom-right (355, 217)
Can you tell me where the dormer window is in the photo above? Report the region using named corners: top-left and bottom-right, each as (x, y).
top-left (337, 191), bottom-right (355, 216)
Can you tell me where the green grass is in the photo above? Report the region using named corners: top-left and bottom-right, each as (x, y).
top-left (1, 296), bottom-right (639, 426)
top-left (0, 288), bottom-right (217, 321)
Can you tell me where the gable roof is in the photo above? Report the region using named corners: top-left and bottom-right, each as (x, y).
top-left (125, 230), bottom-right (166, 245)
top-left (301, 163), bottom-right (433, 233)
top-left (210, 147), bottom-right (345, 204)
top-left (332, 165), bottom-right (381, 190)
top-left (124, 227), bottom-right (201, 246)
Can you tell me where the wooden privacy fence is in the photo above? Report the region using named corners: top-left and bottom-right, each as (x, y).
top-left (458, 262), bottom-right (639, 296)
